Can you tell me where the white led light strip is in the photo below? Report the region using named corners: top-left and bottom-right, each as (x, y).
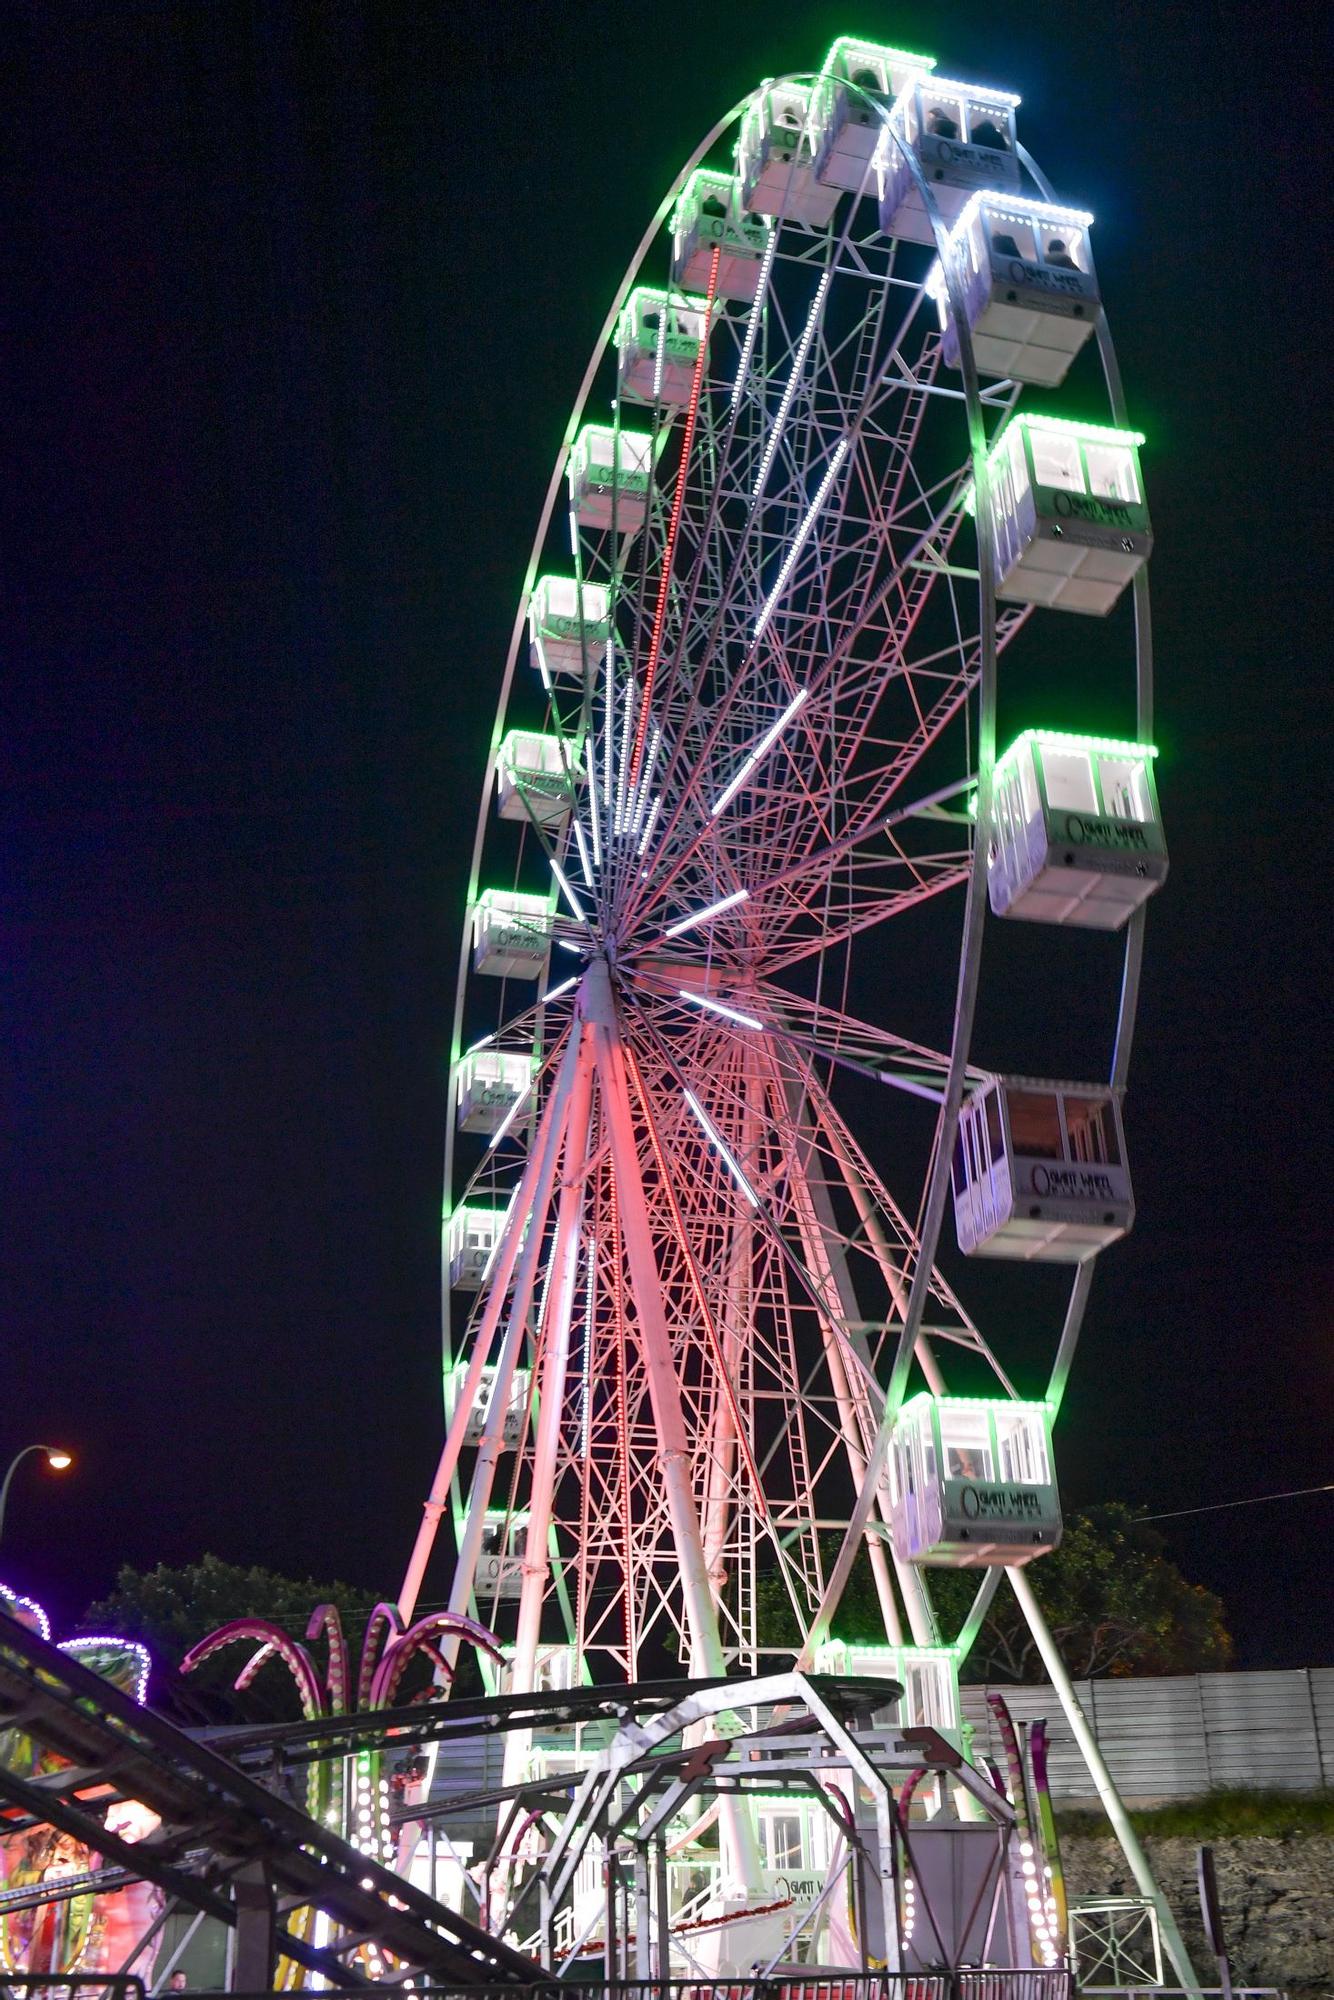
top-left (678, 988), bottom-right (764, 1031)
top-left (662, 886), bottom-right (749, 940)
top-left (683, 1087), bottom-right (760, 1207)
top-left (752, 273), bottom-right (830, 499)
top-left (710, 687), bottom-right (809, 818)
top-left (730, 224), bottom-right (778, 414)
top-left (754, 439), bottom-right (849, 643)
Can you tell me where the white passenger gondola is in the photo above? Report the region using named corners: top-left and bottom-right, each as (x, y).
top-left (498, 1643), bottom-right (581, 1695)
top-left (878, 76), bottom-right (1021, 245)
top-left (528, 575), bottom-right (610, 683)
top-left (446, 1361), bottom-right (530, 1447)
top-left (669, 170), bottom-right (767, 301)
top-left (616, 289), bottom-right (711, 407)
top-left (736, 82), bottom-right (839, 225)
top-left (815, 1640), bottom-right (962, 1744)
top-left (953, 1075), bottom-right (1134, 1261)
top-left (470, 887), bottom-right (552, 979)
top-left (496, 729), bottom-right (578, 831)
top-left (887, 1394), bottom-right (1061, 1567)
top-left (568, 424), bottom-right (653, 532)
top-left (456, 1047), bottom-right (533, 1136)
top-left (978, 414), bottom-right (1150, 616)
top-left (446, 1202), bottom-right (508, 1290)
top-left (928, 194), bottom-right (1099, 386)
top-left (989, 729), bottom-right (1167, 929)
top-left (479, 1511), bottom-right (527, 1600)
top-left (810, 37), bottom-right (936, 194)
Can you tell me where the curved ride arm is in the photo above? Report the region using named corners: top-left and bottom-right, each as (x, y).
top-left (306, 1602), bottom-right (351, 1714)
top-left (369, 1609), bottom-right (505, 1710)
top-left (180, 1618), bottom-right (326, 1721)
top-left (357, 1600), bottom-right (405, 1710)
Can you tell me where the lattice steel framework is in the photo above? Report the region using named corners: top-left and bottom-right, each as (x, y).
top-left (397, 57), bottom-right (1182, 1977)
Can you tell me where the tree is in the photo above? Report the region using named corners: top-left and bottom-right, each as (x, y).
top-left (756, 1507), bottom-right (1232, 1682)
top-left (933, 1505), bottom-right (1233, 1682)
top-left (81, 1555), bottom-right (381, 1721)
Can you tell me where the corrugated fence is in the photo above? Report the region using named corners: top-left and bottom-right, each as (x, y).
top-left (962, 1668), bottom-right (1334, 1801)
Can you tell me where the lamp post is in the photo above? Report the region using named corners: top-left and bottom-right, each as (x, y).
top-left (0, 1445), bottom-right (74, 1548)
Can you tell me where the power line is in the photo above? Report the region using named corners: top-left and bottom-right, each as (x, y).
top-left (1139, 1481), bottom-right (1334, 1524)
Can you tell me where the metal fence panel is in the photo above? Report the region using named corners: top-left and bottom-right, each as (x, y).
top-left (962, 1667), bottom-right (1333, 1801)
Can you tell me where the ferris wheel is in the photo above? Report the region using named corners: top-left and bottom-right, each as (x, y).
top-left (398, 34), bottom-right (1176, 1976)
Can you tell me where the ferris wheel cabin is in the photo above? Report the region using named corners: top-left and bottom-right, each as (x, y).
top-left (456, 1047), bottom-right (533, 1136)
top-left (929, 194), bottom-right (1099, 387)
top-left (616, 288), bottom-right (712, 407)
top-left (810, 38), bottom-right (936, 195)
top-left (953, 1075), bottom-right (1134, 1261)
top-left (814, 1639), bottom-right (962, 1745)
top-left (878, 76), bottom-right (1022, 246)
top-left (735, 83), bottom-right (839, 226)
top-left (989, 729), bottom-right (1167, 929)
top-left (470, 887), bottom-right (552, 979)
top-left (669, 169), bottom-right (768, 300)
top-left (446, 1361), bottom-right (530, 1447)
top-left (888, 1393), bottom-right (1061, 1567)
top-left (979, 414), bottom-right (1150, 615)
top-left (446, 1203), bottom-right (508, 1289)
top-left (528, 575), bottom-right (610, 683)
top-left (479, 1511), bottom-right (527, 1600)
top-left (496, 729), bottom-right (579, 831)
top-left (568, 424), bottom-right (653, 532)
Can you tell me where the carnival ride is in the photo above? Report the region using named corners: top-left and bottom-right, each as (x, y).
top-left (0, 35), bottom-right (1188, 1993)
top-left (395, 30), bottom-right (1185, 1987)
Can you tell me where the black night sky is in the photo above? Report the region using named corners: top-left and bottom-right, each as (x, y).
top-left (5, 2), bottom-right (1330, 1670)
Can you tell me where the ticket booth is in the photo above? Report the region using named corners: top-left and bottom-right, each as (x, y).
top-left (456, 1047), bottom-right (533, 1136)
top-left (528, 575), bottom-right (610, 682)
top-left (929, 194), bottom-right (1099, 386)
top-left (878, 76), bottom-right (1021, 244)
top-left (887, 1393), bottom-right (1061, 1566)
top-left (568, 425), bottom-right (654, 532)
top-left (736, 82), bottom-right (839, 225)
top-left (953, 1076), bottom-right (1134, 1262)
top-left (616, 288), bottom-right (712, 406)
top-left (496, 729), bottom-right (578, 831)
top-left (470, 887), bottom-right (552, 979)
top-left (989, 728), bottom-right (1167, 928)
top-left (810, 37), bottom-right (936, 193)
top-left (446, 1361), bottom-right (530, 1447)
top-left (669, 169), bottom-right (768, 300)
top-left (979, 414), bottom-right (1150, 615)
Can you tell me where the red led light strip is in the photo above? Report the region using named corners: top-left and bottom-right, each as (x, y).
top-left (626, 242), bottom-right (722, 797)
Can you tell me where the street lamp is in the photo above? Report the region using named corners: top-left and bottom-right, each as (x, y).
top-left (0, 1444), bottom-right (74, 1547)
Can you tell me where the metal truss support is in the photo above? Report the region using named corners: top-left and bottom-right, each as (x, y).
top-left (231, 1861), bottom-right (275, 1993)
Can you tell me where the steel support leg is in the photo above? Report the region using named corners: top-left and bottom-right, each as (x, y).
top-left (230, 1862), bottom-right (275, 1992)
top-left (588, 961), bottom-right (764, 1891)
top-left (1007, 1564), bottom-right (1202, 1994)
